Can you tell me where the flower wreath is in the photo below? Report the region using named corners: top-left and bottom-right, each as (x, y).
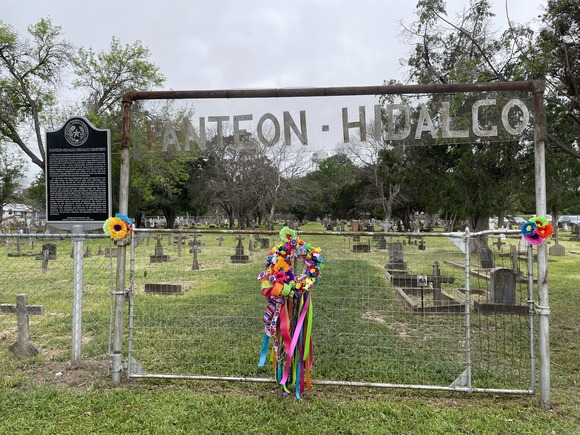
top-left (257, 227), bottom-right (324, 399)
top-left (520, 216), bottom-right (553, 246)
top-left (103, 213), bottom-right (133, 241)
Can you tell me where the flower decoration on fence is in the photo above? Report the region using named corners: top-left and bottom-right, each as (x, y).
top-left (257, 226), bottom-right (324, 399)
top-left (520, 216), bottom-right (553, 246)
top-left (103, 214), bottom-right (133, 241)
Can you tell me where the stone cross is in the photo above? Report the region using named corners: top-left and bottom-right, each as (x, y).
top-left (40, 249), bottom-right (50, 271)
top-left (155, 235), bottom-right (164, 256)
top-left (176, 234), bottom-right (186, 257)
top-left (191, 236), bottom-right (201, 270)
top-left (429, 261), bottom-right (455, 306)
top-left (0, 294), bottom-right (44, 357)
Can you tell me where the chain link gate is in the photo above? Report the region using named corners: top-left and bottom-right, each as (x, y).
top-left (125, 228), bottom-right (536, 394)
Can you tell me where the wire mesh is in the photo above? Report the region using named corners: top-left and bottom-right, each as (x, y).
top-left (127, 228), bottom-right (534, 393)
top-left (0, 233), bottom-right (113, 363)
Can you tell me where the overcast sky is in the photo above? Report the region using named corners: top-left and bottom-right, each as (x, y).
top-left (4, 0), bottom-right (544, 90)
top-left (4, 0), bottom-right (546, 181)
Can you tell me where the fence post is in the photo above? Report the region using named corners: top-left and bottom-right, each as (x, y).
top-left (111, 97), bottom-right (133, 384)
top-left (533, 82), bottom-right (550, 409)
top-left (463, 228), bottom-right (472, 392)
top-left (71, 224), bottom-right (84, 366)
top-left (527, 243), bottom-right (536, 393)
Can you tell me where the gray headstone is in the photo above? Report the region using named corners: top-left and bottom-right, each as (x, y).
top-left (230, 236), bottom-right (249, 263)
top-left (385, 241), bottom-right (407, 270)
top-left (478, 246), bottom-right (494, 269)
top-left (490, 267), bottom-right (516, 304)
top-left (549, 243), bottom-right (565, 256)
top-left (377, 236), bottom-right (387, 250)
top-left (41, 243), bottom-right (57, 260)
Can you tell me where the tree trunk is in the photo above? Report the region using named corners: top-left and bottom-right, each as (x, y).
top-left (551, 207), bottom-right (559, 242)
top-left (162, 207), bottom-right (177, 229)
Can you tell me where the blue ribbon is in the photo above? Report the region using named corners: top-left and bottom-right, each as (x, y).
top-left (258, 333), bottom-right (269, 366)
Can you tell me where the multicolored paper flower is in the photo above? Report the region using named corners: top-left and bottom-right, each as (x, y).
top-left (103, 213), bottom-right (133, 241)
top-left (520, 221), bottom-right (536, 236)
top-left (521, 216), bottom-right (553, 246)
top-left (258, 227), bottom-right (324, 294)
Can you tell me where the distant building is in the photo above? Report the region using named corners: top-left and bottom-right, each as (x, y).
top-left (1, 203), bottom-right (39, 226)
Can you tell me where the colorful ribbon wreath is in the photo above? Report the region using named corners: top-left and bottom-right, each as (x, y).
top-left (103, 213), bottom-right (133, 240)
top-left (257, 227), bottom-right (324, 399)
top-left (521, 216), bottom-right (553, 245)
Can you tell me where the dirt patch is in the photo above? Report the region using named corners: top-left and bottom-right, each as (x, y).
top-left (361, 311), bottom-right (411, 338)
top-left (17, 357), bottom-right (112, 390)
top-left (361, 310), bottom-right (386, 324)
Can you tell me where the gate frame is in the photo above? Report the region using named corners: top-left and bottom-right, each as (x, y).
top-left (113, 81), bottom-right (549, 408)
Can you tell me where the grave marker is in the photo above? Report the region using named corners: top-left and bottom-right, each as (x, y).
top-left (418, 238), bottom-right (426, 251)
top-left (385, 242), bottom-right (407, 271)
top-left (430, 261), bottom-right (455, 305)
top-left (105, 247), bottom-right (117, 258)
top-left (477, 246), bottom-right (494, 269)
top-left (35, 248), bottom-right (51, 271)
top-left (549, 239), bottom-right (565, 256)
top-left (176, 234), bottom-right (187, 257)
top-left (377, 236), bottom-right (387, 250)
top-left (230, 235), bottom-right (250, 263)
top-left (144, 283), bottom-right (183, 295)
top-left (490, 267), bottom-right (517, 304)
top-left (509, 245), bottom-right (524, 281)
top-left (150, 235), bottom-right (170, 262)
top-left (0, 294), bottom-right (44, 357)
top-left (41, 243), bottom-right (57, 260)
top-left (190, 235), bottom-right (201, 270)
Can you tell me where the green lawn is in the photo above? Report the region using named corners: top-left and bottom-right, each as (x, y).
top-left (1, 223), bottom-right (579, 434)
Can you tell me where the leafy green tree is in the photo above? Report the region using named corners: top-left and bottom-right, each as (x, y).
top-left (22, 171), bottom-right (45, 211)
top-left (304, 154), bottom-right (359, 220)
top-left (127, 106), bottom-right (205, 228)
top-left (0, 18), bottom-right (73, 170)
top-left (520, 0), bottom-right (580, 159)
top-left (0, 144), bottom-right (25, 223)
top-left (402, 0), bottom-right (531, 230)
top-left (203, 133), bottom-right (280, 229)
top-left (72, 37), bottom-right (165, 117)
top-left (507, 0), bottom-right (580, 224)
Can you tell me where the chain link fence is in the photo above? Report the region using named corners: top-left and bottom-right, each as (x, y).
top-left (0, 233), bottom-right (114, 365)
top-left (0, 227), bottom-right (537, 394)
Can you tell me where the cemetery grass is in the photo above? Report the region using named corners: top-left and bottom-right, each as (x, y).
top-left (0, 225), bottom-right (579, 433)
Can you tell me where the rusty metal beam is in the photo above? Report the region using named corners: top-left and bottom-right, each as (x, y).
top-left (122, 81), bottom-right (541, 103)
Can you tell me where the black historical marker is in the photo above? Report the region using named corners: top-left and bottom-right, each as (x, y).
top-left (46, 117), bottom-right (111, 230)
